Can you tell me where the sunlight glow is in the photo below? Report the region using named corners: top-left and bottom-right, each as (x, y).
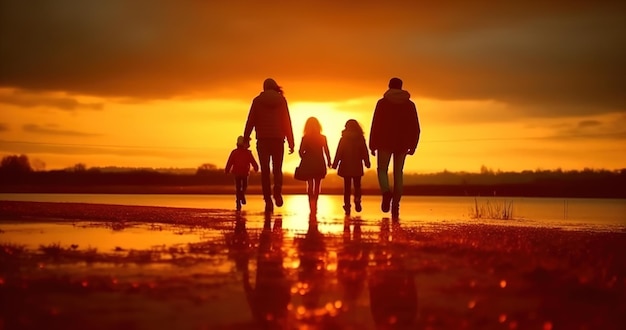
top-left (282, 195), bottom-right (345, 234)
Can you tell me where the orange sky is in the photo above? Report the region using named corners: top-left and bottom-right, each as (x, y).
top-left (0, 0), bottom-right (624, 173)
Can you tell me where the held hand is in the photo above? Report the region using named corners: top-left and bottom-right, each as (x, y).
top-left (408, 148), bottom-right (416, 155)
top-left (289, 147), bottom-right (294, 154)
top-left (365, 162), bottom-right (371, 169)
top-left (371, 150), bottom-right (376, 156)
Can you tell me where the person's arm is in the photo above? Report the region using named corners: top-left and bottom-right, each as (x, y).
top-left (362, 137), bottom-right (371, 168)
top-left (408, 102), bottom-right (420, 155)
top-left (323, 136), bottom-right (331, 168)
top-left (283, 99), bottom-right (295, 154)
top-left (249, 151), bottom-right (259, 172)
top-left (243, 101), bottom-right (256, 140)
top-left (298, 137), bottom-right (306, 158)
top-left (332, 138), bottom-right (343, 169)
top-left (369, 100), bottom-right (382, 156)
top-left (225, 150), bottom-right (235, 174)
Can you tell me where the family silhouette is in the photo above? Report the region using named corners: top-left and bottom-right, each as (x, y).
top-left (227, 77), bottom-right (421, 219)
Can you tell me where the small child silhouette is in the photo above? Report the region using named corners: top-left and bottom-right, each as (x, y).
top-left (332, 119), bottom-right (371, 215)
top-left (225, 136), bottom-right (259, 211)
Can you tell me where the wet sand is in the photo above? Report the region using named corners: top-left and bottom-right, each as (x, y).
top-left (1, 201), bottom-right (625, 330)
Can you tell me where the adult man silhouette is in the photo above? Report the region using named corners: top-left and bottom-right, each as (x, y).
top-left (369, 77), bottom-right (421, 219)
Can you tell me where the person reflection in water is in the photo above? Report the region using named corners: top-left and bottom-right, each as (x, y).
top-left (295, 214), bottom-right (330, 321)
top-left (368, 218), bottom-right (418, 329)
top-left (243, 213), bottom-right (290, 328)
top-left (225, 213), bottom-right (251, 273)
top-left (337, 216), bottom-right (368, 314)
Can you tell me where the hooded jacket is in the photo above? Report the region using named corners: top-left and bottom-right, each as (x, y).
top-left (369, 89), bottom-right (420, 152)
top-left (243, 89), bottom-right (295, 149)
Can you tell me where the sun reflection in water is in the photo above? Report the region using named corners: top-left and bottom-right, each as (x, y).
top-left (281, 194), bottom-right (345, 234)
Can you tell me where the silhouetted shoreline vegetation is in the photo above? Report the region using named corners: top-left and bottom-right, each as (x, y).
top-left (1, 155), bottom-right (625, 198)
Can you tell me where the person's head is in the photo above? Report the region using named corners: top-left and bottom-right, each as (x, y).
top-left (343, 119), bottom-right (364, 135)
top-left (236, 135), bottom-right (248, 149)
top-left (303, 117), bottom-right (322, 136)
top-left (263, 78), bottom-right (283, 95)
top-left (388, 77), bottom-right (403, 89)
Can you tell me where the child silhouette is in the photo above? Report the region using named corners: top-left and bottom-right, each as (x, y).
top-left (225, 136), bottom-right (259, 211)
top-left (297, 117), bottom-right (332, 212)
top-left (332, 119), bottom-right (371, 215)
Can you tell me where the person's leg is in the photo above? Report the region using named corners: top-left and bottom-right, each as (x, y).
top-left (354, 177), bottom-right (362, 212)
top-left (343, 177), bottom-right (351, 215)
top-left (234, 177), bottom-right (243, 211)
top-left (270, 140), bottom-right (285, 207)
top-left (391, 151), bottom-right (408, 219)
top-left (313, 178), bottom-right (322, 198)
top-left (241, 176), bottom-right (248, 204)
top-left (256, 140), bottom-right (273, 211)
top-left (307, 179), bottom-right (315, 212)
top-left (377, 150), bottom-right (393, 212)
top-left (314, 178), bottom-right (322, 212)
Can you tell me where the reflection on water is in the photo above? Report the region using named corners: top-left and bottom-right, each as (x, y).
top-left (244, 213), bottom-right (291, 328)
top-left (1, 201), bottom-right (624, 328)
top-left (0, 222), bottom-right (217, 251)
top-left (369, 219), bottom-right (418, 328)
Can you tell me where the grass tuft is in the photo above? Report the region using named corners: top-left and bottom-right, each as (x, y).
top-left (471, 198), bottom-right (514, 220)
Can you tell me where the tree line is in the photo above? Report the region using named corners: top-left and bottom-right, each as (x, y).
top-left (1, 154), bottom-right (624, 198)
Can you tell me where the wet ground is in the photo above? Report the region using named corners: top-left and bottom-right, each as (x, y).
top-left (1, 201), bottom-right (625, 329)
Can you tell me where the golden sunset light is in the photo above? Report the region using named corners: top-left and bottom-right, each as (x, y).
top-left (0, 0), bottom-right (624, 173)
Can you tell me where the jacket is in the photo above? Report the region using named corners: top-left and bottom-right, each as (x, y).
top-left (225, 148), bottom-right (259, 176)
top-left (332, 131), bottom-right (370, 177)
top-left (243, 90), bottom-right (295, 149)
top-left (369, 89), bottom-right (420, 152)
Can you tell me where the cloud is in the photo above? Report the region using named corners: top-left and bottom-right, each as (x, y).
top-left (0, 0), bottom-right (624, 118)
top-left (23, 124), bottom-right (102, 137)
top-left (550, 115), bottom-right (626, 140)
top-left (0, 139), bottom-right (211, 159)
top-left (0, 123), bottom-right (8, 132)
top-left (0, 89), bottom-right (103, 111)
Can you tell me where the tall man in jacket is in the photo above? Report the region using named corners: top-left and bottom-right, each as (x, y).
top-left (244, 78), bottom-right (295, 212)
top-left (369, 78), bottom-right (421, 219)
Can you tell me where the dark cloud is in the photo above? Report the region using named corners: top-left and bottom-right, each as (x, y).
top-left (0, 123), bottom-right (8, 132)
top-left (577, 120), bottom-right (602, 129)
top-left (0, 139), bottom-right (204, 158)
top-left (23, 124), bottom-right (101, 137)
top-left (0, 0), bottom-right (624, 117)
top-left (0, 89), bottom-right (103, 111)
top-left (552, 115), bottom-right (626, 140)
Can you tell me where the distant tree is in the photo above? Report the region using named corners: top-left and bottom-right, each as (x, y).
top-left (0, 154), bottom-right (33, 174)
top-left (31, 158), bottom-right (46, 171)
top-left (68, 163), bottom-right (87, 172)
top-left (196, 163), bottom-right (218, 176)
top-left (480, 165), bottom-right (494, 175)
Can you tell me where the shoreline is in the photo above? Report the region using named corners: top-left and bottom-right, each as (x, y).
top-left (2, 184), bottom-right (625, 199)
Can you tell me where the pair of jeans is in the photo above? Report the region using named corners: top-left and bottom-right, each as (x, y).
top-left (256, 139), bottom-right (285, 202)
top-left (376, 150), bottom-right (407, 205)
top-left (343, 177), bottom-right (362, 207)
